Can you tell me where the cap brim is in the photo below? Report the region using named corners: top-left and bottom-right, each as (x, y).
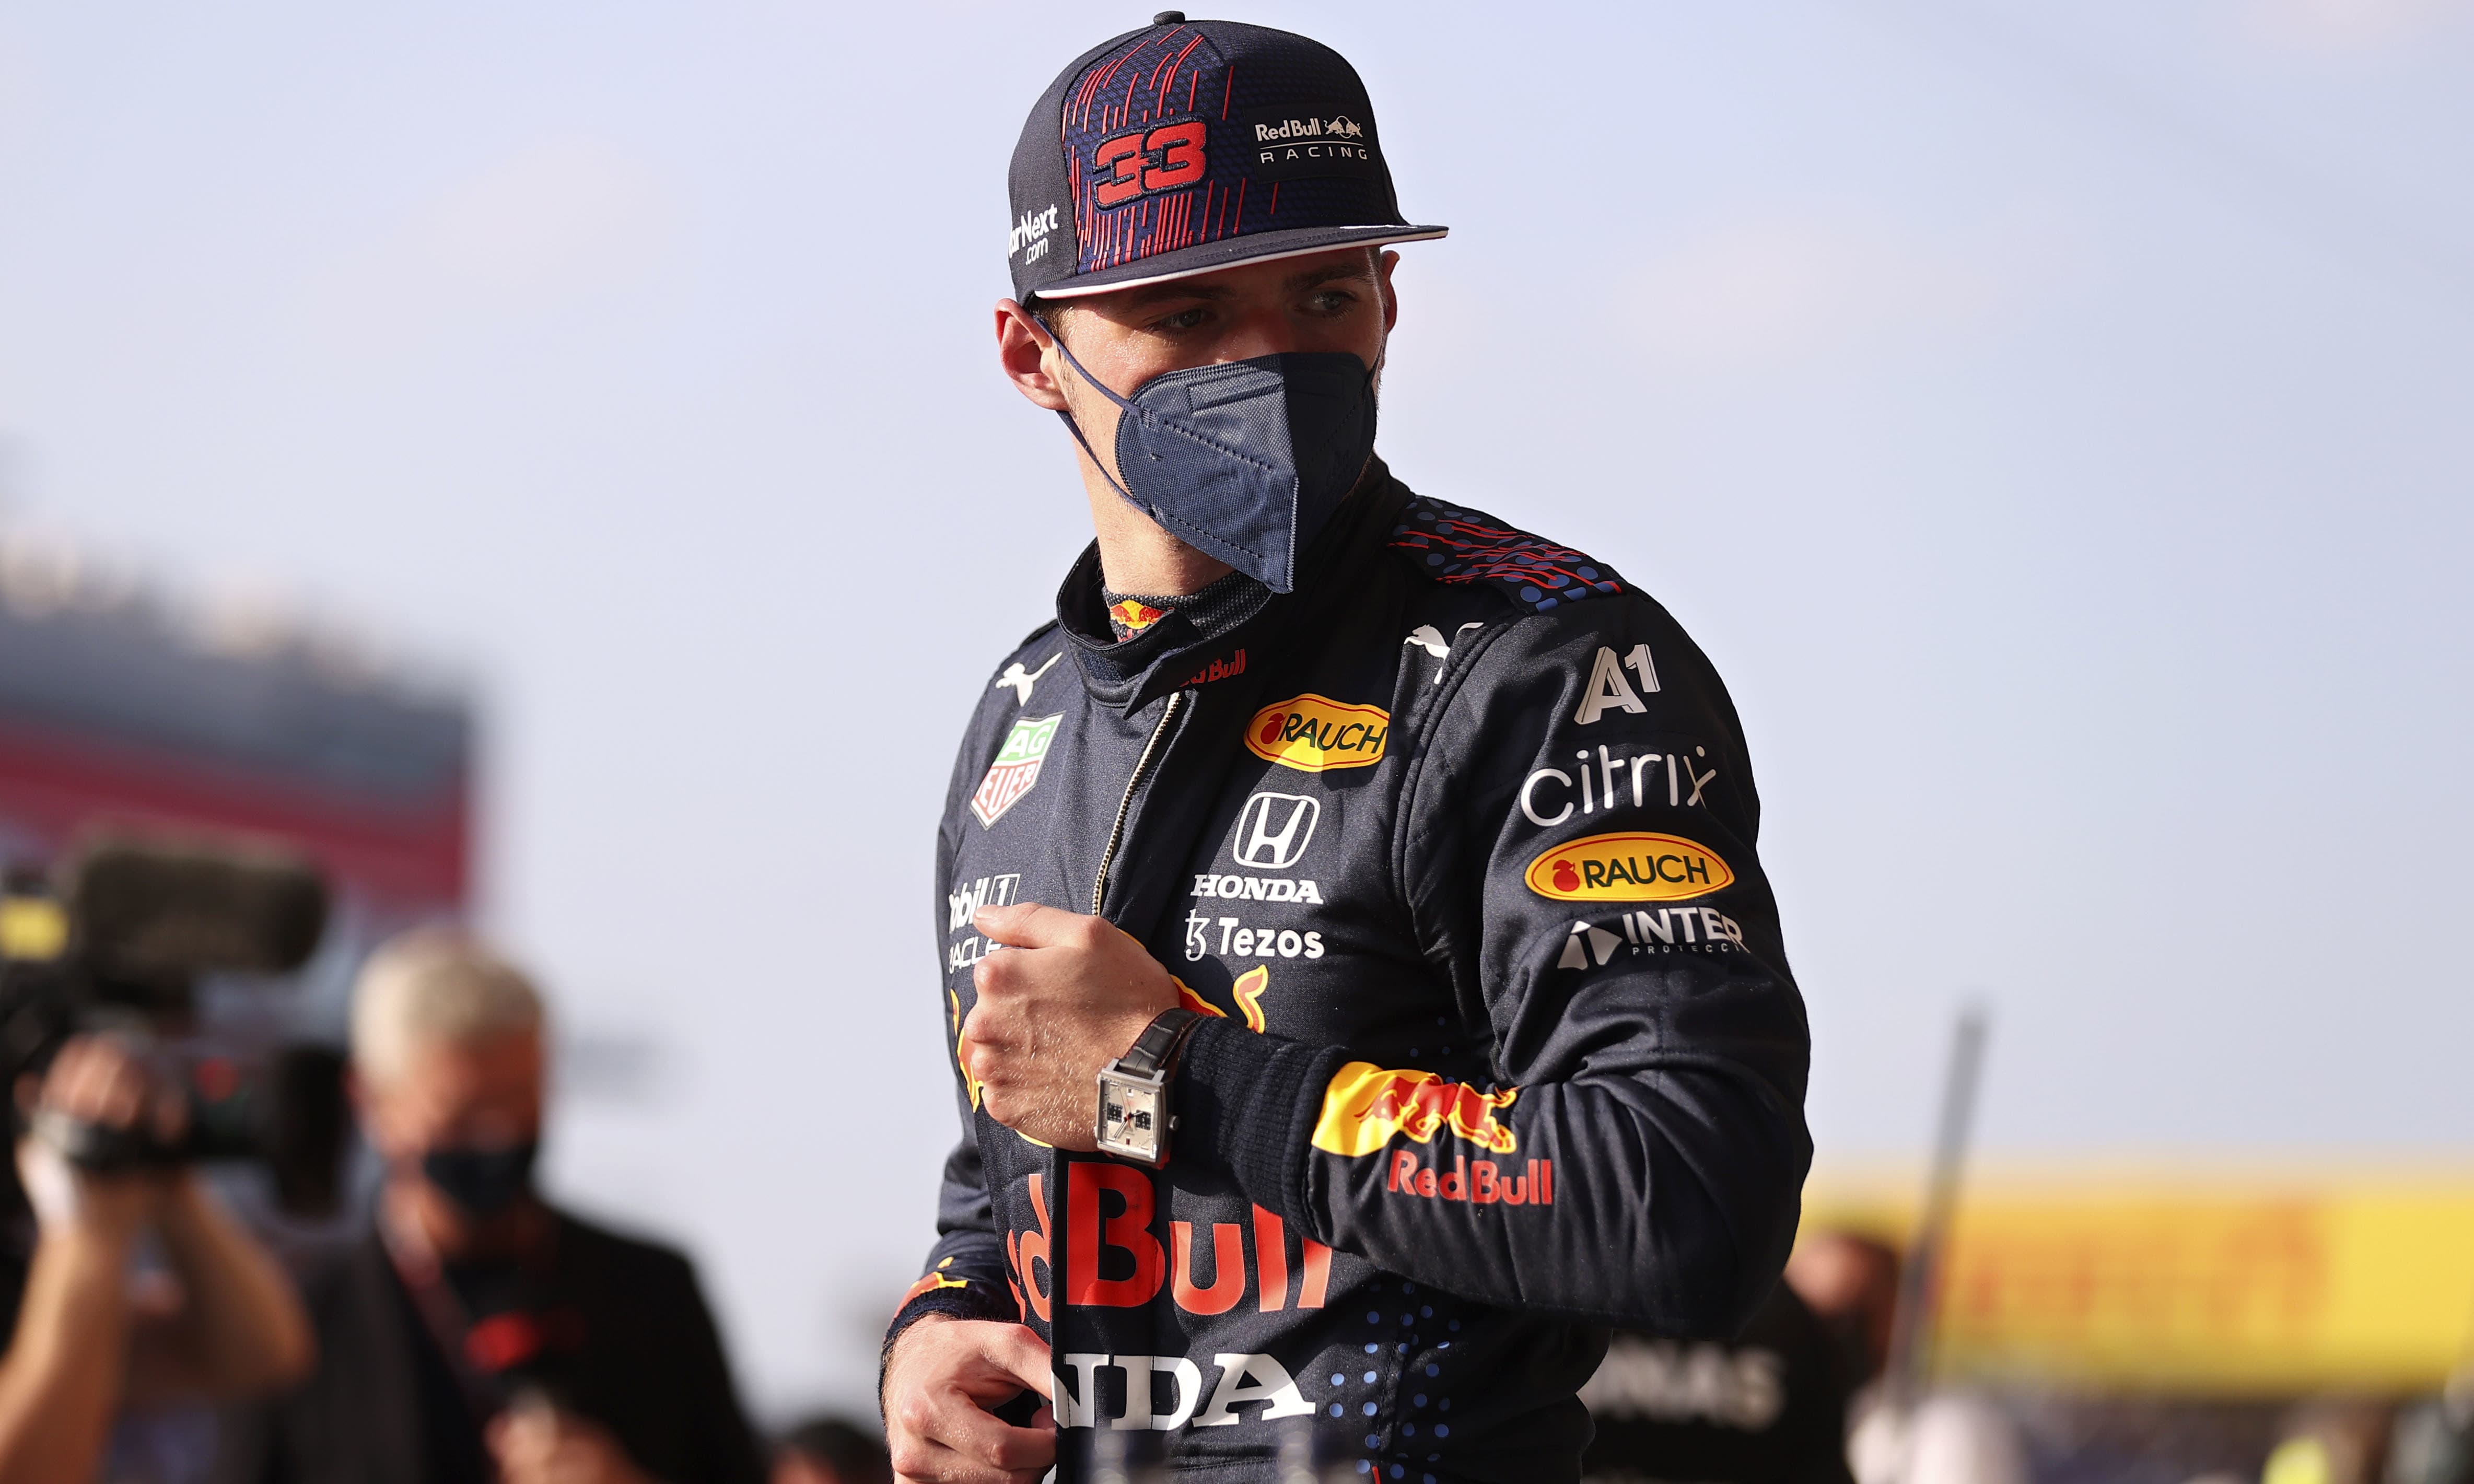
top-left (1033, 223), bottom-right (1448, 300)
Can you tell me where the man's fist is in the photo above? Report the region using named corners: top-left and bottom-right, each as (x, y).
top-left (961, 903), bottom-right (1178, 1150)
top-left (13, 1035), bottom-right (186, 1238)
top-left (883, 1316), bottom-right (1055, 1484)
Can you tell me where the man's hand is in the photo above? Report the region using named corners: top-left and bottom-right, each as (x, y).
top-left (487, 1401), bottom-right (657, 1484)
top-left (962, 903), bottom-right (1178, 1150)
top-left (13, 1036), bottom-right (183, 1242)
top-left (883, 1316), bottom-right (1054, 1484)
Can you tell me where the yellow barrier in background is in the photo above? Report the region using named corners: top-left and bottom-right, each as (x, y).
top-left (1804, 1167), bottom-right (2474, 1394)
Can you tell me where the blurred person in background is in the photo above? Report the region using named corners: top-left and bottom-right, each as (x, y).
top-left (880, 15), bottom-right (1812, 1482)
top-left (1783, 1230), bottom-right (1901, 1398)
top-left (2259, 1400), bottom-right (2394, 1484)
top-left (772, 1416), bottom-right (891, 1484)
top-left (0, 1036), bottom-right (312, 1483)
top-left (212, 928), bottom-right (764, 1484)
top-left (1578, 1280), bottom-right (1857, 1484)
top-left (2388, 1365), bottom-right (2474, 1484)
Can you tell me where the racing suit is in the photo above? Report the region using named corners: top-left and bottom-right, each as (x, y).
top-left (893, 466), bottom-right (1812, 1481)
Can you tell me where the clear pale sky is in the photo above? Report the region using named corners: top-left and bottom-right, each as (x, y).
top-left (3, 0), bottom-right (2468, 1419)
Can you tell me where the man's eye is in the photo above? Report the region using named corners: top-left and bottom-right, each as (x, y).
top-left (1153, 308), bottom-right (1210, 333)
top-left (1306, 289), bottom-right (1359, 315)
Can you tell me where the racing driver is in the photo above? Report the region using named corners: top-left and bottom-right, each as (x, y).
top-left (882, 15), bottom-right (1813, 1483)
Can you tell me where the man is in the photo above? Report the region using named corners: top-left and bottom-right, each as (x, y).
top-left (881, 15), bottom-right (1812, 1482)
top-left (214, 928), bottom-right (765, 1484)
top-left (0, 1035), bottom-right (313, 1483)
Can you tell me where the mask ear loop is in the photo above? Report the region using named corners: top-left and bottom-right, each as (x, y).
top-left (1043, 329), bottom-right (1148, 510)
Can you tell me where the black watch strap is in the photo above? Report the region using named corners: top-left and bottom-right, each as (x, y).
top-left (1116, 1006), bottom-right (1207, 1079)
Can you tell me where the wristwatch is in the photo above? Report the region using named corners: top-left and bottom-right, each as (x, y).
top-left (1095, 1007), bottom-right (1207, 1166)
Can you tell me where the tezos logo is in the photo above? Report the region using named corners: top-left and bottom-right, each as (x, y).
top-left (1245, 695), bottom-right (1388, 773)
top-left (1233, 792), bottom-right (1320, 869)
top-left (1524, 832), bottom-right (1734, 902)
top-left (1008, 204), bottom-right (1061, 264)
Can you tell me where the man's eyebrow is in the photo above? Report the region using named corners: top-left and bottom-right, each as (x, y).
top-left (1117, 279), bottom-right (1234, 309)
top-left (1284, 261), bottom-right (1378, 291)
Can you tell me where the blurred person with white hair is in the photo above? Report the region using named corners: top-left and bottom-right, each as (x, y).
top-left (211, 927), bottom-right (765, 1484)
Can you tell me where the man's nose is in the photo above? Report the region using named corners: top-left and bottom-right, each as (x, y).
top-left (1208, 305), bottom-right (1306, 363)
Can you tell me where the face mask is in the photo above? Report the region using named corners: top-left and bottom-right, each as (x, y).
top-left (1050, 335), bottom-right (1379, 593)
top-left (422, 1140), bottom-right (538, 1219)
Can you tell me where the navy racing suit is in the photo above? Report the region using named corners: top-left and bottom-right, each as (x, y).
top-left (891, 466), bottom-right (1813, 1481)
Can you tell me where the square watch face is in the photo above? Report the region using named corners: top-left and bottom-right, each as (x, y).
top-left (1100, 1078), bottom-right (1160, 1154)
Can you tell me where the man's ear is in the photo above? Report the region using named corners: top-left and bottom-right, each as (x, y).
top-left (996, 299), bottom-right (1070, 411)
top-left (1378, 250), bottom-right (1401, 335)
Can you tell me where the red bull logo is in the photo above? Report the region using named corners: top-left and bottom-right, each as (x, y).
top-left (1387, 1150), bottom-right (1554, 1207)
top-left (1310, 1061), bottom-right (1519, 1158)
top-left (1108, 599), bottom-right (1169, 633)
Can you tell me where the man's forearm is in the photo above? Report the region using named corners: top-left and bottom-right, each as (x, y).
top-left (0, 1226), bottom-right (136, 1484)
top-left (131, 1176), bottom-right (313, 1401)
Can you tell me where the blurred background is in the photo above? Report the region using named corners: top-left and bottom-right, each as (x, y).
top-left (1, 0), bottom-right (2468, 1468)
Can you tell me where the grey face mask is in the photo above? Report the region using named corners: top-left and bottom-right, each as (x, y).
top-left (1051, 335), bottom-right (1379, 593)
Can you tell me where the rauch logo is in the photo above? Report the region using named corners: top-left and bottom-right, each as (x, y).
top-left (1243, 695), bottom-right (1388, 773)
top-left (1523, 831), bottom-right (1735, 902)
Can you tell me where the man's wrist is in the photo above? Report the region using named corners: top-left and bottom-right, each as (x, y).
top-left (1170, 1019), bottom-right (1347, 1226)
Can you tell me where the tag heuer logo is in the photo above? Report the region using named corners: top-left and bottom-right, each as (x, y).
top-left (971, 714), bottom-right (1062, 828)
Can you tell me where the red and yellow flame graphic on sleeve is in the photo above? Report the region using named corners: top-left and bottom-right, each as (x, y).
top-left (1173, 965), bottom-right (1270, 1033)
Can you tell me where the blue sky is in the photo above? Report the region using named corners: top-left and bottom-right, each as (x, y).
top-left (3, 0), bottom-right (2469, 1419)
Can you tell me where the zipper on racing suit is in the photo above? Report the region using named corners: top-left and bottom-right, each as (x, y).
top-left (1091, 688), bottom-right (1188, 916)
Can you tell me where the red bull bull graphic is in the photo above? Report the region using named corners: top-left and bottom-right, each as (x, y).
top-left (969, 712), bottom-right (1062, 827)
top-left (1523, 831), bottom-right (1734, 902)
top-left (1310, 1061), bottom-right (1520, 1158)
top-left (1107, 598), bottom-right (1170, 635)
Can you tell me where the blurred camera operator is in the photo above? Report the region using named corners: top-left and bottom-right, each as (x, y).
top-left (0, 1035), bottom-right (313, 1484)
top-left (213, 927), bottom-right (764, 1484)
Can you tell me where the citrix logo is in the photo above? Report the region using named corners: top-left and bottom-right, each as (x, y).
top-left (1008, 204), bottom-right (1060, 262)
top-left (1233, 791), bottom-right (1319, 869)
top-left (1522, 745), bottom-right (1718, 827)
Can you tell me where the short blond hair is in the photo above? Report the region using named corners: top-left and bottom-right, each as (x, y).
top-left (351, 925), bottom-right (545, 1084)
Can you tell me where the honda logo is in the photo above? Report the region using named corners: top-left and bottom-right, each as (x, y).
top-left (1233, 792), bottom-right (1320, 870)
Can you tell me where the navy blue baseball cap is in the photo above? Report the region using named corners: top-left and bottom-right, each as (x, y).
top-left (1007, 13), bottom-right (1445, 300)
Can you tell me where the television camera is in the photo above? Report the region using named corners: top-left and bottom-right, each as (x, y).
top-left (0, 833), bottom-right (349, 1217)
